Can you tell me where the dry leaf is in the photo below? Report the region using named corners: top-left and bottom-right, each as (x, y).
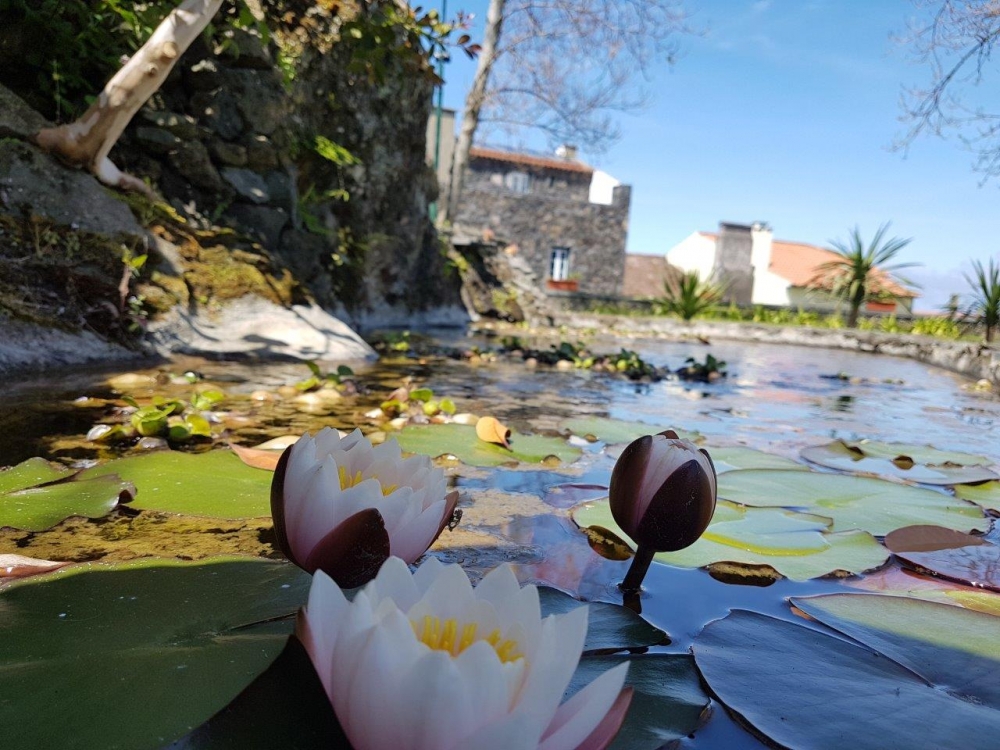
top-left (0, 554), bottom-right (69, 580)
top-left (230, 443), bottom-right (285, 471)
top-left (476, 416), bottom-right (511, 449)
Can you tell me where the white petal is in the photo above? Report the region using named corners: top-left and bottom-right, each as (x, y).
top-left (366, 556), bottom-right (421, 610)
top-left (412, 556), bottom-right (446, 593)
top-left (453, 641), bottom-right (521, 730)
top-left (407, 561), bottom-right (476, 623)
top-left (298, 570), bottom-right (349, 696)
top-left (389, 498), bottom-right (449, 563)
top-left (538, 662), bottom-right (629, 750)
top-left (386, 650), bottom-right (476, 750)
top-left (460, 711), bottom-right (539, 750)
top-left (514, 607), bottom-right (588, 726)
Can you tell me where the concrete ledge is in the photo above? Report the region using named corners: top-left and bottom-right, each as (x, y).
top-left (550, 313), bottom-right (1000, 387)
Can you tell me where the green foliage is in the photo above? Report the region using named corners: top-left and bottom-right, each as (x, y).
top-left (658, 271), bottom-right (726, 321)
top-left (88, 389), bottom-right (226, 446)
top-left (607, 349), bottom-right (656, 379)
top-left (295, 361), bottom-right (356, 392)
top-left (964, 258), bottom-right (1000, 342)
top-left (679, 353), bottom-right (728, 382)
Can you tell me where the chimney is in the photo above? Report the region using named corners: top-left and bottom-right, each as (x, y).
top-left (555, 144), bottom-right (578, 161)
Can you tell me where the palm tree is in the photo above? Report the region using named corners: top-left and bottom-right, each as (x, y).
top-left (660, 271), bottom-right (725, 321)
top-left (965, 258), bottom-right (1000, 343)
top-left (814, 224), bottom-right (919, 327)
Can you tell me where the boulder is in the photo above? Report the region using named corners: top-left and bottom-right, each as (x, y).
top-left (0, 84), bottom-right (50, 140)
top-left (221, 167), bottom-right (270, 204)
top-left (0, 315), bottom-right (143, 377)
top-left (168, 142), bottom-right (224, 192)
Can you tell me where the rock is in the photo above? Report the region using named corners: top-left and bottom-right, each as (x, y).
top-left (221, 167), bottom-right (270, 204)
top-left (210, 141), bottom-right (248, 167)
top-left (218, 28), bottom-right (273, 70)
top-left (134, 127), bottom-right (181, 155)
top-left (191, 89), bottom-right (244, 140)
top-left (264, 169), bottom-right (294, 211)
top-left (138, 110), bottom-right (202, 140)
top-left (168, 141), bottom-right (224, 191)
top-left (185, 58), bottom-right (224, 92)
top-left (227, 69), bottom-right (285, 136)
top-left (147, 296), bottom-right (377, 362)
top-left (0, 84), bottom-right (50, 139)
top-left (0, 315), bottom-right (144, 377)
top-left (225, 204), bottom-right (288, 248)
top-left (0, 140), bottom-right (144, 239)
top-left (246, 136), bottom-right (279, 171)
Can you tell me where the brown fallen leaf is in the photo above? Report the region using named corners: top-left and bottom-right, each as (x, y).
top-left (230, 442), bottom-right (288, 471)
top-left (476, 416), bottom-right (511, 449)
top-left (0, 554), bottom-right (69, 581)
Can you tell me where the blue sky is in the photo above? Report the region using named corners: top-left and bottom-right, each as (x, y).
top-left (435, 0), bottom-right (1000, 311)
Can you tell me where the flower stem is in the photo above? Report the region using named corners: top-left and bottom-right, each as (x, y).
top-left (620, 544), bottom-right (655, 594)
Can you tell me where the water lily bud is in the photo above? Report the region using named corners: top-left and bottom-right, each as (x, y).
top-left (271, 428), bottom-right (459, 588)
top-left (609, 431), bottom-right (717, 552)
top-left (298, 557), bottom-right (633, 750)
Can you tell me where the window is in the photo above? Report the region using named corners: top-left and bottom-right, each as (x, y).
top-left (504, 171), bottom-right (531, 194)
top-left (550, 247), bottom-right (571, 281)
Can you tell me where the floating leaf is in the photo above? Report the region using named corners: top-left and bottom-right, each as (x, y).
top-left (396, 424), bottom-right (580, 467)
top-left (543, 483), bottom-right (609, 509)
top-left (567, 655), bottom-right (708, 749)
top-left (476, 415), bottom-right (511, 448)
top-left (834, 440), bottom-right (992, 466)
top-left (0, 457), bottom-right (73, 494)
top-left (0, 554), bottom-right (69, 581)
top-left (708, 446), bottom-right (804, 473)
top-left (0, 558), bottom-right (311, 750)
top-left (885, 524), bottom-right (1000, 592)
top-left (230, 442), bottom-right (285, 471)
top-left (538, 586), bottom-right (666, 652)
top-left (409, 387), bottom-right (434, 402)
top-left (0, 474), bottom-right (134, 531)
top-left (191, 389), bottom-right (226, 410)
top-left (694, 601), bottom-right (1000, 750)
top-left (954, 481), bottom-right (1000, 513)
top-left (848, 566), bottom-right (1000, 616)
top-left (574, 499), bottom-right (888, 581)
top-left (717, 469), bottom-right (989, 535)
top-left (561, 417), bottom-right (699, 445)
top-left (801, 440), bottom-right (998, 485)
top-left (81, 450), bottom-right (272, 518)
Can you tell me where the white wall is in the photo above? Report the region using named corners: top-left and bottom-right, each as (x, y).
top-left (749, 226), bottom-right (791, 306)
top-left (666, 232), bottom-right (716, 280)
top-left (589, 170), bottom-right (621, 205)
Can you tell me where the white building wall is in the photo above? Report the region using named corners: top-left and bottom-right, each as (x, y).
top-left (666, 232), bottom-right (716, 280)
top-left (589, 170), bottom-right (621, 205)
top-left (749, 225), bottom-right (791, 306)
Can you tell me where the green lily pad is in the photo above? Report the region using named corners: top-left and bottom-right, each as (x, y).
top-left (709, 446), bottom-right (804, 473)
top-left (574, 499), bottom-right (888, 581)
top-left (0, 474), bottom-right (134, 531)
top-left (0, 558), bottom-right (310, 750)
top-left (885, 525), bottom-right (1000, 593)
top-left (561, 417), bottom-right (699, 445)
top-left (396, 423), bottom-right (580, 467)
top-left (801, 440), bottom-right (998, 485)
top-left (538, 586), bottom-right (667, 652)
top-left (0, 457), bottom-right (73, 493)
top-left (567, 654), bottom-right (708, 749)
top-left (717, 469), bottom-right (989, 536)
top-left (848, 566), bottom-right (1000, 617)
top-left (80, 449), bottom-right (273, 518)
top-left (693, 601), bottom-right (1000, 750)
top-left (955, 481), bottom-right (1000, 513)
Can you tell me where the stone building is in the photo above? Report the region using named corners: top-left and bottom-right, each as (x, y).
top-left (442, 137), bottom-right (632, 297)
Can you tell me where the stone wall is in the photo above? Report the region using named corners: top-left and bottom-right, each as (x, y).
top-left (455, 162), bottom-right (630, 297)
top-left (714, 223), bottom-right (755, 305)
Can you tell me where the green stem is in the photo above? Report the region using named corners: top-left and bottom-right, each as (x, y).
top-left (620, 545), bottom-right (655, 594)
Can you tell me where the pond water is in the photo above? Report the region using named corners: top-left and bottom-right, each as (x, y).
top-left (1, 334), bottom-right (998, 748)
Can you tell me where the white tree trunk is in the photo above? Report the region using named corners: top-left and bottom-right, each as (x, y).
top-left (33, 0), bottom-right (225, 195)
top-left (439, 0), bottom-right (505, 227)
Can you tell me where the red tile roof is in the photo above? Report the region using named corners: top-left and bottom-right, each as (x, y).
top-left (469, 146), bottom-right (594, 174)
top-left (622, 254), bottom-right (683, 298)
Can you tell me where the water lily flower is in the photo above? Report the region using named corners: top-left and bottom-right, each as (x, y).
top-left (298, 557), bottom-right (633, 750)
top-left (609, 430), bottom-right (717, 592)
top-left (271, 428), bottom-right (459, 588)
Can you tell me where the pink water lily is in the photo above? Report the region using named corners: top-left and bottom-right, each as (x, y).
top-left (297, 556), bottom-right (633, 750)
top-left (271, 428), bottom-right (458, 588)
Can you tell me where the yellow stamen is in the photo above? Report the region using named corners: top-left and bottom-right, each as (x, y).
top-left (381, 484), bottom-right (398, 496)
top-left (339, 466), bottom-right (397, 496)
top-left (412, 616), bottom-right (522, 663)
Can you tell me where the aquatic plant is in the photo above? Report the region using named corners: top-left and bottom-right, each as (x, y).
top-left (964, 257), bottom-right (1000, 342)
top-left (609, 430), bottom-right (717, 592)
top-left (677, 353), bottom-right (727, 382)
top-left (657, 270), bottom-right (726, 321)
top-left (298, 557), bottom-right (633, 750)
top-left (270, 428), bottom-right (459, 587)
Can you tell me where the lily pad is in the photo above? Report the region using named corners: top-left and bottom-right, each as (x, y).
top-left (0, 558), bottom-right (310, 750)
top-left (538, 586), bottom-right (667, 652)
top-left (885, 524), bottom-right (1000, 593)
top-left (0, 474), bottom-right (134, 531)
top-left (801, 440), bottom-right (998, 485)
top-left (717, 469), bottom-right (989, 535)
top-left (81, 449), bottom-right (273, 518)
top-left (574, 499), bottom-right (888, 581)
top-left (955, 481), bottom-right (1000, 513)
top-left (561, 417), bottom-right (699, 445)
top-left (709, 446), bottom-right (804, 473)
top-left (567, 654), bottom-right (708, 749)
top-left (848, 566), bottom-right (1000, 616)
top-left (395, 423), bottom-right (580, 467)
top-left (694, 598), bottom-right (1000, 750)
top-left (0, 457), bottom-right (73, 493)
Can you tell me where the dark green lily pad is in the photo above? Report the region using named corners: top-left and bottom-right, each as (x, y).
top-left (574, 499), bottom-right (888, 581)
top-left (0, 558), bottom-right (310, 750)
top-left (561, 417), bottom-right (699, 445)
top-left (0, 457), bottom-right (73, 493)
top-left (694, 600), bottom-right (1000, 750)
top-left (396, 423), bottom-right (580, 467)
top-left (801, 440), bottom-right (998, 485)
top-left (954, 481), bottom-right (1000, 513)
top-left (0, 474), bottom-right (134, 531)
top-left (81, 449), bottom-right (273, 518)
top-left (567, 654), bottom-right (709, 748)
top-left (538, 586), bottom-right (667, 652)
top-left (717, 469), bottom-right (989, 535)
